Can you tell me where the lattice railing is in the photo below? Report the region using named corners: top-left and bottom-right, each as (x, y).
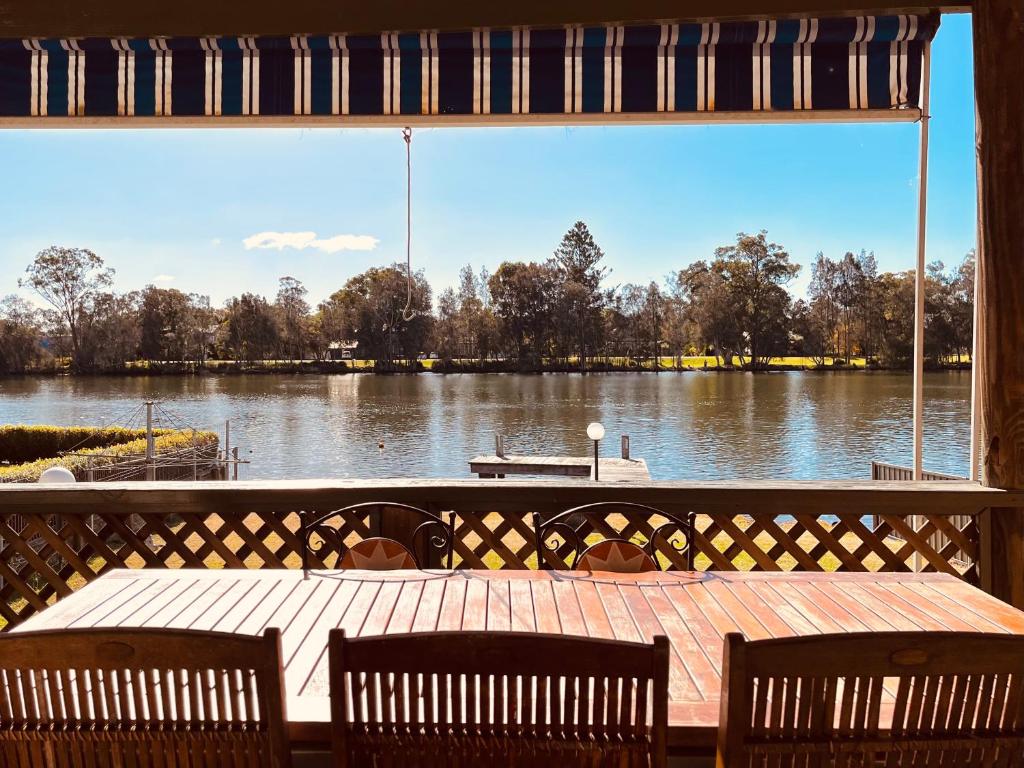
top-left (0, 479), bottom-right (1006, 630)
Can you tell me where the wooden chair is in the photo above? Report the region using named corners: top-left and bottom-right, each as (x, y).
top-left (0, 627), bottom-right (290, 768)
top-left (533, 502), bottom-right (695, 571)
top-left (301, 502), bottom-right (454, 573)
top-left (328, 630), bottom-right (670, 768)
top-left (718, 631), bottom-right (1024, 767)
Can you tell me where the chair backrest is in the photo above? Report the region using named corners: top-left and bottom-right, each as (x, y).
top-left (718, 631), bottom-right (1024, 768)
top-left (302, 502), bottom-right (454, 572)
top-left (329, 630), bottom-right (669, 768)
top-left (576, 539), bottom-right (659, 573)
top-left (533, 502), bottom-right (694, 570)
top-left (0, 627), bottom-right (290, 768)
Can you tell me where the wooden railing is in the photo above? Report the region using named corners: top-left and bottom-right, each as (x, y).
top-left (1, 479), bottom-right (1021, 631)
top-left (870, 461), bottom-right (974, 566)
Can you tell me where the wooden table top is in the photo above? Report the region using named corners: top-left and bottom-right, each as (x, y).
top-left (18, 568), bottom-right (1024, 749)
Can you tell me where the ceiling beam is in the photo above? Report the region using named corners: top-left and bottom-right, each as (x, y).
top-left (0, 0), bottom-right (968, 39)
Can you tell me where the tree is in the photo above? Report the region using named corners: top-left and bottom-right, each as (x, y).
top-left (488, 261), bottom-right (556, 367)
top-left (712, 231), bottom-right (799, 368)
top-left (82, 291), bottom-right (141, 370)
top-left (673, 261), bottom-right (741, 366)
top-left (275, 276), bottom-right (311, 360)
top-left (0, 295), bottom-right (43, 373)
top-left (223, 293), bottom-right (280, 362)
top-left (325, 265), bottom-right (432, 366)
top-left (20, 247), bottom-right (113, 371)
top-left (552, 222), bottom-right (609, 372)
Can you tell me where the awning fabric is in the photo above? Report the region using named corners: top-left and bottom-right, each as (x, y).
top-left (0, 14), bottom-right (937, 121)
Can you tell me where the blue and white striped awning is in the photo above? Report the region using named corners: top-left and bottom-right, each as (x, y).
top-left (0, 14), bottom-right (937, 124)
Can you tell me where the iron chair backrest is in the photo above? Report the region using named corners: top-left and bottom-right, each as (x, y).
top-left (328, 630), bottom-right (669, 768)
top-left (718, 630), bottom-right (1024, 768)
top-left (301, 502), bottom-right (454, 572)
top-left (0, 627), bottom-right (290, 768)
top-left (533, 502), bottom-right (695, 570)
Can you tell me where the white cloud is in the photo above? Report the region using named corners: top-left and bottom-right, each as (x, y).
top-left (242, 231), bottom-right (379, 255)
top-left (211, 238), bottom-right (222, 246)
top-left (152, 274), bottom-right (175, 283)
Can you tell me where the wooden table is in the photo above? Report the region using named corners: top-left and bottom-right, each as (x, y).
top-left (18, 568), bottom-right (1024, 751)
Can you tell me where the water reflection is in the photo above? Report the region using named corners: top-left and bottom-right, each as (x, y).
top-left (0, 371), bottom-right (972, 481)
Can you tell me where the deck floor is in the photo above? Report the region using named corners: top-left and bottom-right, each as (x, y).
top-left (17, 568), bottom-right (1024, 750)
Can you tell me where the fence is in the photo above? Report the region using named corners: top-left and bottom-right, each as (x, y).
top-left (870, 461), bottom-right (974, 567)
top-left (0, 478), bottom-right (1011, 631)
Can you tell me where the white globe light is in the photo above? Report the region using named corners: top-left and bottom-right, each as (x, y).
top-left (586, 422), bottom-right (606, 441)
top-left (39, 466), bottom-right (76, 484)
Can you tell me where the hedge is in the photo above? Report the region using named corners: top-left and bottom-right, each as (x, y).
top-left (0, 427), bottom-right (219, 483)
top-left (0, 425), bottom-right (195, 465)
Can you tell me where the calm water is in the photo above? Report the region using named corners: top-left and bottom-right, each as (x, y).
top-left (0, 372), bottom-right (973, 481)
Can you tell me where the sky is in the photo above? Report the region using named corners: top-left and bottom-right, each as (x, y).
top-left (0, 15), bottom-right (976, 308)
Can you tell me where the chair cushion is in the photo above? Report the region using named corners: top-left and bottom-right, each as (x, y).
top-left (576, 539), bottom-right (658, 573)
top-left (340, 537), bottom-right (417, 570)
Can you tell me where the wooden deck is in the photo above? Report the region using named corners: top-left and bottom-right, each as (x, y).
top-left (469, 454), bottom-right (651, 481)
top-left (17, 568), bottom-right (1024, 752)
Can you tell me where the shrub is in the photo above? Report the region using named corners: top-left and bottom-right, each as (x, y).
top-left (0, 426), bottom-right (218, 483)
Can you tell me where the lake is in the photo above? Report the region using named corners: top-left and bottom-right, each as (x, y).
top-left (0, 372), bottom-right (973, 481)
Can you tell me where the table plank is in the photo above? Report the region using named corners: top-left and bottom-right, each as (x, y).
top-left (14, 568), bottom-right (1024, 752)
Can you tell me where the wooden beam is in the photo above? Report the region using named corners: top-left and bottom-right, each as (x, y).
top-left (0, 479), bottom-right (1020, 517)
top-left (0, 0), bottom-right (967, 38)
top-left (974, 0), bottom-right (1024, 608)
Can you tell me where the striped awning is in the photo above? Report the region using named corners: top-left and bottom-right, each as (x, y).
top-left (0, 14), bottom-right (938, 124)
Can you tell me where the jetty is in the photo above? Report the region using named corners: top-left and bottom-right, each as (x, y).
top-left (469, 454), bottom-right (650, 482)
top-left (470, 435), bottom-right (650, 482)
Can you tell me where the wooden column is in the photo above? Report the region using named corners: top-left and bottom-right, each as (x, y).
top-left (974, 0), bottom-right (1024, 607)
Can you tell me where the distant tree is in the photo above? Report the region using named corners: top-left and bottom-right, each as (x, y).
top-left (488, 261), bottom-right (556, 367)
top-left (713, 231), bottom-right (799, 368)
top-left (434, 288), bottom-right (460, 362)
top-left (20, 247), bottom-right (113, 371)
top-left (552, 222), bottom-right (609, 372)
top-left (223, 293), bottom-right (281, 362)
top-left (275, 276), bottom-right (311, 360)
top-left (82, 291), bottom-right (141, 370)
top-left (674, 261), bottom-right (741, 366)
top-left (139, 286), bottom-right (213, 363)
top-left (876, 271), bottom-right (916, 367)
top-left (326, 265), bottom-right (432, 365)
top-left (0, 295), bottom-right (44, 373)
top-left (808, 252), bottom-right (840, 359)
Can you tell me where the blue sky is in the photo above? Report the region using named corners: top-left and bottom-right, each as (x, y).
top-left (0, 15), bottom-right (975, 307)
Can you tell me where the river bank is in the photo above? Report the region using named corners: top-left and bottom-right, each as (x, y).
top-left (3, 356), bottom-right (972, 377)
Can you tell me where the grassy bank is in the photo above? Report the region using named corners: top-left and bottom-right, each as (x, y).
top-left (4, 355), bottom-right (973, 376)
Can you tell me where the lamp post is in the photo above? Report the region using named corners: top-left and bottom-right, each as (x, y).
top-left (587, 422), bottom-right (605, 481)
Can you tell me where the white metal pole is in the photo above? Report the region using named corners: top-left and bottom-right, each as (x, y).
top-left (145, 401), bottom-right (156, 481)
top-left (912, 43), bottom-right (932, 482)
top-left (911, 42), bottom-right (932, 571)
top-left (969, 246), bottom-right (984, 481)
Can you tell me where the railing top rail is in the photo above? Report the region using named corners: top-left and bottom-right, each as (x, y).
top-left (0, 478), bottom-right (1017, 515)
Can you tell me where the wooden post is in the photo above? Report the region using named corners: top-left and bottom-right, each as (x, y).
top-left (621, 435), bottom-right (630, 460)
top-left (974, 0), bottom-right (1024, 607)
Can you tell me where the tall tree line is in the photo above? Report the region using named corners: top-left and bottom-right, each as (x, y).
top-left (0, 225), bottom-right (975, 373)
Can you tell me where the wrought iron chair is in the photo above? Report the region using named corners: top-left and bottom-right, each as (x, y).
top-left (301, 502), bottom-right (454, 573)
top-left (533, 502), bottom-right (695, 571)
top-left (0, 627), bottom-right (290, 768)
top-left (329, 630), bottom-right (669, 768)
top-left (717, 631), bottom-right (1024, 767)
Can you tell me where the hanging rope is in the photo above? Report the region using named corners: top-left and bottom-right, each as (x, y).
top-left (401, 126), bottom-right (415, 322)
